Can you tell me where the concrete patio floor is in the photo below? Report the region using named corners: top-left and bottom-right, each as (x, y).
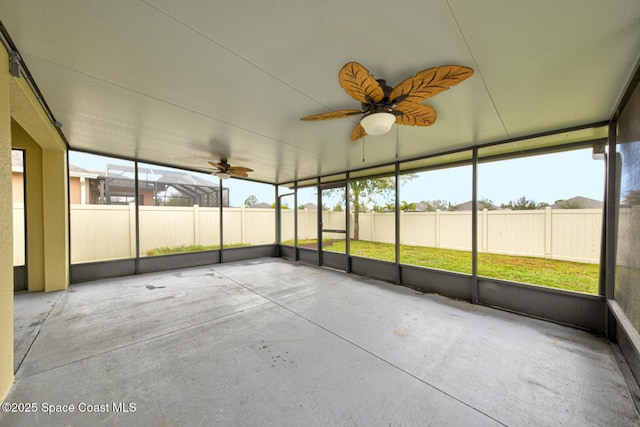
top-left (2, 257), bottom-right (639, 426)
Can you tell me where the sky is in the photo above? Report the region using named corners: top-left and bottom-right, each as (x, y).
top-left (69, 147), bottom-right (605, 208)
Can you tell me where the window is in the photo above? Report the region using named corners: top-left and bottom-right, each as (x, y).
top-left (295, 186), bottom-right (318, 248)
top-left (69, 152), bottom-right (137, 263)
top-left (399, 164), bottom-right (472, 273)
top-left (321, 185), bottom-right (346, 254)
top-left (477, 148), bottom-right (604, 294)
top-left (348, 173), bottom-right (396, 261)
top-left (137, 162), bottom-right (221, 256)
top-left (222, 179), bottom-right (275, 248)
top-left (279, 187), bottom-right (295, 246)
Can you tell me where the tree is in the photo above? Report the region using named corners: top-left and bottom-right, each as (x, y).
top-left (419, 199), bottom-right (454, 212)
top-left (501, 196), bottom-right (546, 210)
top-left (332, 203), bottom-right (343, 212)
top-left (478, 198), bottom-right (497, 210)
top-left (373, 202), bottom-right (395, 212)
top-left (165, 194), bottom-right (189, 206)
top-left (352, 179), bottom-right (393, 239)
top-left (244, 195), bottom-right (258, 208)
top-left (400, 201), bottom-right (416, 211)
top-left (271, 202), bottom-right (288, 209)
top-left (324, 175), bottom-right (414, 240)
top-left (555, 199), bottom-right (582, 209)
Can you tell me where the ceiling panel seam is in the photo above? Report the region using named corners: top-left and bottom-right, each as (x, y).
top-left (445, 0), bottom-right (509, 138)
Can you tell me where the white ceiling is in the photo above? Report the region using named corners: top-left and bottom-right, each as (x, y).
top-left (1, 0), bottom-right (639, 184)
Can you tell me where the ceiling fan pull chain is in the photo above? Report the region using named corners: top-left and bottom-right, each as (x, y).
top-left (362, 136), bottom-right (366, 163)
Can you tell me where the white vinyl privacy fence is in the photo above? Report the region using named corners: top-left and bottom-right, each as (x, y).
top-left (68, 205), bottom-right (276, 263)
top-left (12, 204), bottom-right (607, 265)
top-left (282, 208), bottom-right (603, 264)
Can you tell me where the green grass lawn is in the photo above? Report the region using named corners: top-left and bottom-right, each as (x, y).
top-left (281, 238), bottom-right (332, 248)
top-left (149, 239), bottom-right (599, 294)
top-left (328, 240), bottom-right (599, 294)
top-left (146, 243), bottom-right (248, 256)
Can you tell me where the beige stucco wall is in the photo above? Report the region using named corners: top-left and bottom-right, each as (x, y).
top-left (41, 148), bottom-right (68, 291)
top-left (1, 42), bottom-right (70, 400)
top-left (10, 61), bottom-right (69, 293)
top-left (0, 45), bottom-right (15, 403)
top-left (11, 123), bottom-right (45, 290)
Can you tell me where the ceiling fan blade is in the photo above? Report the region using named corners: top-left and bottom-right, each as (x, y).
top-left (300, 109), bottom-right (362, 121)
top-left (351, 123), bottom-right (367, 141)
top-left (229, 166), bottom-right (253, 173)
top-left (389, 65), bottom-right (474, 104)
top-left (394, 102), bottom-right (437, 126)
top-left (338, 62), bottom-right (384, 104)
top-left (230, 171), bottom-right (249, 178)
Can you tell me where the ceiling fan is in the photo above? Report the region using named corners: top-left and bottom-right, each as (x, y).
top-left (301, 62), bottom-right (474, 141)
top-left (208, 159), bottom-right (253, 180)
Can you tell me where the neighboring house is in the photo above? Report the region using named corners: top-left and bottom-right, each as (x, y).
top-left (455, 200), bottom-right (486, 211)
top-left (412, 202), bottom-right (460, 212)
top-left (12, 154), bottom-right (228, 207)
top-left (251, 202), bottom-right (272, 209)
top-left (11, 150), bottom-right (25, 203)
top-left (454, 197), bottom-right (603, 210)
top-left (68, 164), bottom-right (99, 205)
top-left (93, 164), bottom-right (227, 207)
top-left (413, 202), bottom-right (428, 212)
top-left (550, 196), bottom-right (603, 209)
top-left (14, 151), bottom-right (101, 204)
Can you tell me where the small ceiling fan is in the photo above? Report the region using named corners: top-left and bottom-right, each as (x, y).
top-left (301, 62), bottom-right (474, 141)
top-left (208, 159), bottom-right (253, 179)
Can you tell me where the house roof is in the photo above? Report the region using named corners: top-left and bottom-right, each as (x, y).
top-left (69, 164), bottom-right (100, 178)
top-left (550, 196), bottom-right (603, 209)
top-left (453, 196), bottom-right (603, 210)
top-left (455, 200), bottom-right (486, 211)
top-left (251, 202), bottom-right (272, 209)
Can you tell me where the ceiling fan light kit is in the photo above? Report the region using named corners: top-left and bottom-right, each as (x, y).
top-left (301, 62), bottom-right (474, 141)
top-left (360, 112), bottom-right (396, 135)
top-left (217, 171), bottom-right (231, 180)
